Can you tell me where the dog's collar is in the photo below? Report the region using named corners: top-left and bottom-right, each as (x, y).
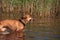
top-left (19, 19), bottom-right (25, 26)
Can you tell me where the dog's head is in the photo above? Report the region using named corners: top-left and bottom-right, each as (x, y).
top-left (21, 14), bottom-right (32, 24)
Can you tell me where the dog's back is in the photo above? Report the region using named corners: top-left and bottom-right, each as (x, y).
top-left (0, 20), bottom-right (24, 31)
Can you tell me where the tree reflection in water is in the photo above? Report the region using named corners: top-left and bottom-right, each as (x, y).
top-left (0, 31), bottom-right (24, 40)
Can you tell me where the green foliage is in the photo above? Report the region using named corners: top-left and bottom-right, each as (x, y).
top-left (45, 0), bottom-right (56, 5)
top-left (23, 0), bottom-right (27, 4)
top-left (7, 0), bottom-right (22, 6)
top-left (2, 0), bottom-right (58, 17)
top-left (17, 0), bottom-right (22, 5)
top-left (6, 0), bottom-right (56, 7)
top-left (52, 0), bottom-right (56, 4)
top-left (33, 0), bottom-right (37, 3)
top-left (52, 0), bottom-right (56, 6)
top-left (45, 0), bottom-right (56, 10)
top-left (45, 0), bottom-right (50, 4)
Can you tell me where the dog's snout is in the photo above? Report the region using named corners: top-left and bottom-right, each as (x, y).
top-left (29, 19), bottom-right (31, 21)
top-left (29, 18), bottom-right (33, 22)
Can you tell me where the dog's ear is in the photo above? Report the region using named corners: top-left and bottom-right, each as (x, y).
top-left (21, 16), bottom-right (27, 19)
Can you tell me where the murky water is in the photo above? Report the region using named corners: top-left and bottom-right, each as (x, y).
top-left (0, 31), bottom-right (60, 40)
top-left (0, 31), bottom-right (24, 40)
top-left (0, 28), bottom-right (60, 40)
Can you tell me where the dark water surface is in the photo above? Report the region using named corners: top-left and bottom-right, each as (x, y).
top-left (0, 29), bottom-right (60, 40)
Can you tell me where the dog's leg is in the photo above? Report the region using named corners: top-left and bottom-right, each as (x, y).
top-left (0, 26), bottom-right (10, 34)
top-left (0, 25), bottom-right (8, 31)
top-left (0, 25), bottom-right (4, 31)
top-left (0, 28), bottom-right (7, 31)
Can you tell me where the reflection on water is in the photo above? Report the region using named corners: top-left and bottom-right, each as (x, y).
top-left (0, 29), bottom-right (60, 40)
top-left (0, 31), bottom-right (24, 40)
top-left (24, 30), bottom-right (60, 40)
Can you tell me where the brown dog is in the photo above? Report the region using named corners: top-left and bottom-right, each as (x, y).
top-left (0, 14), bottom-right (32, 34)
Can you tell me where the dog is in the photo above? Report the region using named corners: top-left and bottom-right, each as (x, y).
top-left (0, 14), bottom-right (32, 34)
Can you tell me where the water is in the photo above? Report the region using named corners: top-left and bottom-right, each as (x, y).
top-left (0, 29), bottom-right (60, 40)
